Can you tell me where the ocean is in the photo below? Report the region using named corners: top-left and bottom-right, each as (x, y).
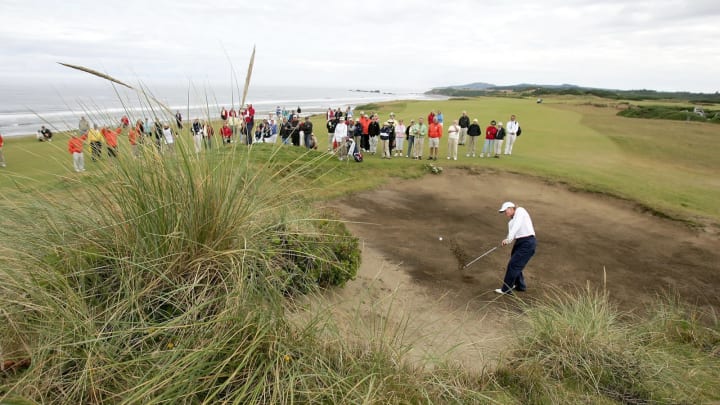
top-left (0, 82), bottom-right (440, 137)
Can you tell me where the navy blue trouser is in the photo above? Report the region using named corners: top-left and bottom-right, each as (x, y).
top-left (501, 236), bottom-right (536, 293)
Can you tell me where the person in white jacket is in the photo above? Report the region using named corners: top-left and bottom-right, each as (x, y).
top-left (332, 118), bottom-right (348, 155)
top-left (504, 115), bottom-right (520, 155)
top-left (446, 120), bottom-right (461, 160)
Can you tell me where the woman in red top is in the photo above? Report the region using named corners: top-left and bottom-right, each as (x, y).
top-left (220, 123), bottom-right (233, 144)
top-left (427, 111), bottom-right (435, 127)
top-left (481, 120), bottom-right (497, 158)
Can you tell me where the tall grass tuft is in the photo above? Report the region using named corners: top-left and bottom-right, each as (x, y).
top-left (496, 286), bottom-right (720, 404)
top-left (0, 141), bottom-right (361, 403)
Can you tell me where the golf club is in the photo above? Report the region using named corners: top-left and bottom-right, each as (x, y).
top-left (462, 246), bottom-right (499, 270)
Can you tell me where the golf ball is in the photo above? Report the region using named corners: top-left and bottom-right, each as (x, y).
top-left (438, 237), bottom-right (443, 241)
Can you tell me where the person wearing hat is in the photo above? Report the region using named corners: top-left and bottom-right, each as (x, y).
top-left (387, 113), bottom-right (397, 156)
top-left (496, 202), bottom-right (536, 295)
top-left (379, 119), bottom-right (394, 159)
top-left (465, 118), bottom-right (481, 157)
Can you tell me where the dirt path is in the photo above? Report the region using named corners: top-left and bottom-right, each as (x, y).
top-left (315, 168), bottom-right (720, 369)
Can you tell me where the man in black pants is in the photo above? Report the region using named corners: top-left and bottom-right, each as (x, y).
top-left (496, 201), bottom-right (536, 295)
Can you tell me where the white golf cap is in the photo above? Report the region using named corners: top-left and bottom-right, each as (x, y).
top-left (498, 201), bottom-right (516, 212)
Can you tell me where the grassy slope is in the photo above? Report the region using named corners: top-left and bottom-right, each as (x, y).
top-left (1, 95), bottom-right (718, 226)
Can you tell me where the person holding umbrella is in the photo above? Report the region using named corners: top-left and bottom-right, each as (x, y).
top-left (495, 201), bottom-right (536, 295)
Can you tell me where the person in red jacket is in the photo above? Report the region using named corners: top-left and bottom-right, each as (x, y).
top-left (427, 117), bottom-right (443, 160)
top-left (359, 114), bottom-right (371, 152)
top-left (102, 126), bottom-right (121, 157)
top-left (68, 133), bottom-right (87, 172)
top-left (427, 111), bottom-right (436, 127)
top-left (0, 132), bottom-right (6, 167)
top-left (220, 122), bottom-right (233, 144)
top-left (128, 123), bottom-right (140, 157)
top-left (481, 120), bottom-right (498, 158)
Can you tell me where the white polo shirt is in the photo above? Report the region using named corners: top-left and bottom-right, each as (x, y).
top-left (506, 120), bottom-right (520, 134)
top-left (506, 207), bottom-right (535, 241)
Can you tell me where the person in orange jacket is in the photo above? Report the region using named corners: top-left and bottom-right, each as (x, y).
top-left (68, 133), bottom-right (88, 172)
top-left (427, 117), bottom-right (443, 160)
top-left (0, 132), bottom-right (6, 167)
top-left (102, 126), bottom-right (121, 157)
top-left (128, 123), bottom-right (140, 157)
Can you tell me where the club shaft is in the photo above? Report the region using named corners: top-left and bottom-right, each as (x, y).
top-left (463, 246), bottom-right (498, 268)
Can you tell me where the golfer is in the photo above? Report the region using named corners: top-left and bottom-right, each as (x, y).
top-left (496, 202), bottom-right (536, 294)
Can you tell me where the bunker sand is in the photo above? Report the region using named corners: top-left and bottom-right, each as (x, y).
top-left (314, 167), bottom-right (720, 369)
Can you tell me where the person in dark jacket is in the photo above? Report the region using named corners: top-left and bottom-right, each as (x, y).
top-left (301, 117), bottom-right (313, 148)
top-left (458, 111), bottom-right (470, 145)
top-left (466, 118), bottom-right (482, 157)
top-left (368, 115), bottom-right (380, 155)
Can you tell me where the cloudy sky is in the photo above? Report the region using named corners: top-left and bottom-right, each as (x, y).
top-left (2, 0), bottom-right (719, 93)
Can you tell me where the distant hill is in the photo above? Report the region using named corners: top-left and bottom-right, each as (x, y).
top-left (440, 82), bottom-right (496, 90)
top-left (427, 83), bottom-right (720, 103)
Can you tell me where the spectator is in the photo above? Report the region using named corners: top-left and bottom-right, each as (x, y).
top-left (162, 123), bottom-right (175, 154)
top-left (368, 115), bottom-right (380, 155)
top-left (466, 119), bottom-right (481, 157)
top-left (39, 126), bottom-right (53, 142)
top-left (359, 114), bottom-right (371, 152)
top-left (405, 119), bottom-right (415, 158)
top-left (427, 117), bottom-right (442, 160)
top-left (326, 118), bottom-right (337, 152)
top-left (175, 111), bottom-right (183, 129)
top-left (0, 131), bottom-right (6, 167)
top-left (446, 119), bottom-right (460, 160)
top-left (67, 132), bottom-right (87, 172)
top-left (128, 122), bottom-right (141, 157)
top-left (78, 116), bottom-right (90, 136)
top-left (204, 121), bottom-right (214, 149)
top-left (333, 117), bottom-right (348, 155)
top-left (280, 117), bottom-right (292, 145)
top-left (481, 120), bottom-right (497, 158)
top-left (380, 120), bottom-right (393, 159)
top-left (220, 122), bottom-right (232, 145)
top-left (191, 118), bottom-right (204, 154)
top-left (102, 126), bottom-right (120, 157)
top-left (458, 111), bottom-right (470, 145)
top-left (88, 124), bottom-right (104, 161)
top-left (494, 122), bottom-right (506, 158)
top-left (393, 119), bottom-right (406, 157)
top-left (413, 118), bottom-right (428, 160)
top-left (301, 117), bottom-right (314, 149)
top-left (504, 114), bottom-right (520, 155)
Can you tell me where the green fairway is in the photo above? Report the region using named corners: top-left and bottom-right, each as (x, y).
top-left (1, 95), bottom-right (718, 225)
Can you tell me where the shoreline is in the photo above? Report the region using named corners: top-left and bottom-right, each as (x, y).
top-left (0, 84), bottom-right (442, 138)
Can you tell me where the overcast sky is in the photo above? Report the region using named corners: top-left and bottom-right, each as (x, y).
top-left (2, 0), bottom-right (719, 93)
